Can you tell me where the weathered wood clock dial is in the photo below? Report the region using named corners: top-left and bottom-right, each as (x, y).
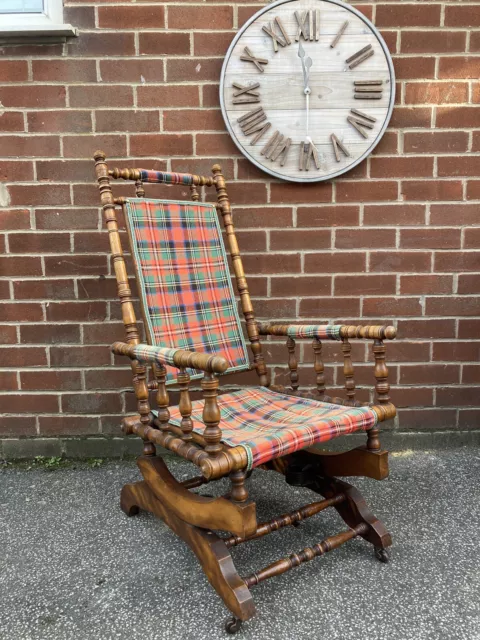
top-left (220, 0), bottom-right (395, 183)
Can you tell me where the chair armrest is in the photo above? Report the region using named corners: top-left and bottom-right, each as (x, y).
top-left (111, 342), bottom-right (229, 374)
top-left (257, 322), bottom-right (396, 341)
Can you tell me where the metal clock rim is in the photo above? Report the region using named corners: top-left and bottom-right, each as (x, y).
top-left (219, 0), bottom-right (396, 183)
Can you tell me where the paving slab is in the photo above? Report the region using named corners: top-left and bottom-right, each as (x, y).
top-left (0, 449), bottom-right (479, 640)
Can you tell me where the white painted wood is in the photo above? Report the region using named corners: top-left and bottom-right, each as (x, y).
top-left (219, 0), bottom-right (395, 183)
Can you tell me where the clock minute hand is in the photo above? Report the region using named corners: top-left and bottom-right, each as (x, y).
top-left (297, 41), bottom-right (311, 92)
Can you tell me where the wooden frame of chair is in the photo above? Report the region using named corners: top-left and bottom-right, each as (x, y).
top-left (94, 151), bottom-right (396, 632)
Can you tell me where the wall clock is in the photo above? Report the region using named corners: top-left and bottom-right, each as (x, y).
top-left (219, 0), bottom-right (395, 183)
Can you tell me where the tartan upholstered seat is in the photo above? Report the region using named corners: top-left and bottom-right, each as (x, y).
top-left (167, 386), bottom-right (378, 470)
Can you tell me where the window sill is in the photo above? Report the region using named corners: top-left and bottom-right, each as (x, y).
top-left (0, 23), bottom-right (78, 41)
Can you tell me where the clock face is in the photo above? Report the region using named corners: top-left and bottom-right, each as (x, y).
top-left (220, 0), bottom-right (395, 183)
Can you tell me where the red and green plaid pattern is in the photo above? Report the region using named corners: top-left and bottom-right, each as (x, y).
top-left (286, 325), bottom-right (342, 340)
top-left (124, 198), bottom-right (250, 383)
top-left (140, 170), bottom-right (193, 186)
top-left (130, 344), bottom-right (182, 368)
top-left (167, 386), bottom-right (378, 470)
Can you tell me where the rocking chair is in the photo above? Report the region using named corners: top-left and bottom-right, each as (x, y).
top-left (94, 151), bottom-right (397, 633)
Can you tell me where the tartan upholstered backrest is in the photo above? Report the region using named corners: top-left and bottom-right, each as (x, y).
top-left (123, 198), bottom-right (251, 384)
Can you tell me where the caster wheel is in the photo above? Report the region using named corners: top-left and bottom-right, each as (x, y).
top-left (225, 616), bottom-right (242, 634)
top-left (374, 547), bottom-right (390, 563)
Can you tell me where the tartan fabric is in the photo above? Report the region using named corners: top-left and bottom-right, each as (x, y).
top-left (286, 325), bottom-right (343, 340)
top-left (124, 198), bottom-right (250, 383)
top-left (166, 386), bottom-right (378, 470)
top-left (140, 170), bottom-right (193, 186)
top-left (131, 344), bottom-right (180, 368)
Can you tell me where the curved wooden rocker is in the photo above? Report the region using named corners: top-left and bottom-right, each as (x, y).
top-left (93, 153), bottom-right (397, 633)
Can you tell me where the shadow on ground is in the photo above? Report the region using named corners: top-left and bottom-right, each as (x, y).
top-left (1, 449), bottom-right (479, 640)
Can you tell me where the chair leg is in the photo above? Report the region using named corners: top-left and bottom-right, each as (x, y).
top-left (120, 479), bottom-right (256, 622)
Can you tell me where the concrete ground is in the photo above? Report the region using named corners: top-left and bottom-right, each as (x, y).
top-left (0, 449), bottom-right (479, 640)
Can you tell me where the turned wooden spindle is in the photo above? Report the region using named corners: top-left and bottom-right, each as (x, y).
top-left (312, 338), bottom-right (326, 398)
top-left (369, 338), bottom-right (390, 451)
top-left (190, 184), bottom-right (200, 201)
top-left (201, 372), bottom-right (223, 457)
top-left (153, 363), bottom-right (170, 431)
top-left (133, 361), bottom-right (155, 456)
top-left (286, 336), bottom-right (299, 391)
top-left (243, 523), bottom-right (368, 587)
top-left (341, 338), bottom-right (356, 403)
top-left (177, 368), bottom-right (193, 441)
top-left (135, 179), bottom-right (145, 198)
top-left (212, 164), bottom-right (269, 387)
top-left (229, 468), bottom-right (249, 503)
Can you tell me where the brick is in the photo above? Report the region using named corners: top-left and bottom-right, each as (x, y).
top-left (0, 161), bottom-right (34, 182)
top-left (445, 5), bottom-right (480, 27)
top-left (271, 229), bottom-right (331, 250)
top-left (437, 106), bottom-right (480, 128)
top-left (0, 281), bottom-right (10, 299)
top-left (32, 60), bottom-right (96, 83)
top-left (392, 57), bottom-right (436, 80)
top-left (399, 409), bottom-right (456, 430)
top-left (130, 134), bottom-right (193, 157)
top-left (438, 57), bottom-right (480, 79)
top-left (46, 302), bottom-right (107, 322)
top-left (234, 230), bottom-right (266, 252)
top-left (458, 274), bottom-right (480, 294)
top-left (167, 58), bottom-right (223, 83)
top-left (0, 255), bottom-right (42, 276)
top-left (44, 255), bottom-right (108, 276)
top-left (20, 324), bottom-right (80, 345)
top-left (0, 85), bottom-right (65, 108)
top-left (299, 297), bottom-right (360, 318)
top-left (172, 157), bottom-right (233, 177)
top-left (97, 109), bottom-right (159, 132)
top-left (471, 31), bottom-right (480, 52)
top-left (0, 112), bottom-right (25, 132)
top-left (196, 133), bottom-right (239, 156)
top-left (63, 5), bottom-right (95, 28)
top-left (467, 181), bottom-right (480, 200)
top-left (462, 365), bottom-right (480, 384)
top-left (434, 252), bottom-right (480, 273)
top-left (62, 393), bottom-right (123, 414)
top-left (271, 183), bottom-right (332, 205)
top-left (404, 131), bottom-right (469, 154)
top-left (400, 30), bottom-right (467, 54)
top-left (376, 3), bottom-right (441, 27)
top-left (169, 5), bottom-right (232, 29)
top-left (398, 319), bottom-right (455, 339)
top-left (0, 135), bottom-right (60, 157)
top-left (464, 228), bottom-right (480, 250)
top-left (252, 298), bottom-right (296, 318)
top-left (389, 107), bottom-right (432, 128)
top-left (363, 204), bottom-right (425, 226)
top-left (271, 276), bottom-right (331, 297)
top-left (400, 275), bottom-right (453, 295)
top-left (1, 394), bottom-right (58, 414)
top-left (36, 160), bottom-right (93, 183)
top-left (74, 232), bottom-right (110, 253)
top-left (305, 252), bottom-right (366, 274)
top-left (241, 253), bottom-right (300, 274)
top-left (400, 228), bottom-right (461, 250)
top-left (336, 181), bottom-right (397, 202)
top-left (83, 322), bottom-right (125, 345)
top-left (0, 302), bottom-right (43, 322)
top-left (233, 207), bottom-right (293, 229)
top-left (363, 297), bottom-right (421, 317)
top-left (38, 415), bottom-right (100, 436)
top-left (401, 180), bottom-right (463, 201)
top-left (387, 342), bottom-right (430, 362)
top-left (67, 32), bottom-right (135, 57)
top-left (427, 296), bottom-right (480, 316)
top-left (139, 32), bottom-right (191, 56)
top-left (405, 82), bottom-right (468, 104)
top-left (335, 275), bottom-right (396, 296)
top-left (437, 387), bottom-right (479, 407)
top-left (63, 134), bottom-right (127, 158)
top-left (8, 232), bottom-right (70, 254)
top-left (202, 84), bottom-right (221, 108)
top-left (14, 279), bottom-right (75, 300)
top-left (433, 341), bottom-right (480, 361)
top-left (35, 208), bottom-right (99, 230)
top-left (70, 85), bottom-right (133, 108)
top-left (98, 5), bottom-right (164, 28)
top-left (297, 205), bottom-right (358, 226)
top-left (28, 110), bottom-right (92, 133)
top-left (100, 60), bottom-right (165, 83)
top-left (0, 60), bottom-right (28, 81)
top-left (335, 228), bottom-right (395, 249)
top-left (473, 131), bottom-right (480, 151)
top-left (370, 251), bottom-right (431, 273)
top-left (163, 109), bottom-right (224, 132)
top-left (400, 364), bottom-right (460, 386)
top-left (430, 204), bottom-right (479, 226)
top-left (20, 370), bottom-right (82, 391)
top-left (50, 346), bottom-right (110, 367)
top-left (0, 416), bottom-right (36, 437)
top-left (8, 185), bottom-right (71, 207)
top-left (0, 346), bottom-right (47, 367)
top-left (438, 156), bottom-right (480, 178)
top-left (370, 156), bottom-right (433, 179)
top-left (194, 31), bottom-right (234, 56)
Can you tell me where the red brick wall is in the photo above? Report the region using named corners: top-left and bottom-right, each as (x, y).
top-left (1, 0), bottom-right (479, 438)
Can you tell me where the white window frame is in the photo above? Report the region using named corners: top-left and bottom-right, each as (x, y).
top-left (0, 0), bottom-right (77, 37)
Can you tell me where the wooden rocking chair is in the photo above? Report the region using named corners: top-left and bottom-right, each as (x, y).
top-left (94, 151), bottom-right (397, 633)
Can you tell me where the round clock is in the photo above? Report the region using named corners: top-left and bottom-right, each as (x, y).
top-left (219, 0), bottom-right (395, 183)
